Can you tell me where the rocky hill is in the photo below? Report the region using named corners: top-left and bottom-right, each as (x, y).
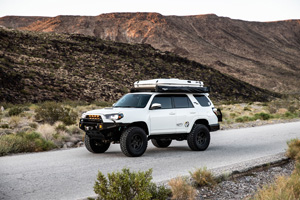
top-left (1, 13), bottom-right (299, 94)
top-left (0, 27), bottom-right (277, 103)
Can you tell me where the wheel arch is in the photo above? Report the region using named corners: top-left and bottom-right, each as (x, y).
top-left (193, 119), bottom-right (210, 131)
top-left (128, 121), bottom-right (149, 135)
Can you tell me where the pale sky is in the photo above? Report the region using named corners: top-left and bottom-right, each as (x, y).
top-left (0, 0), bottom-right (299, 22)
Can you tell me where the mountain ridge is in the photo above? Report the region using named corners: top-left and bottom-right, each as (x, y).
top-left (1, 13), bottom-right (299, 94)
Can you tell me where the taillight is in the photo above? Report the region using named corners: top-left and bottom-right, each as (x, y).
top-left (212, 108), bottom-right (222, 122)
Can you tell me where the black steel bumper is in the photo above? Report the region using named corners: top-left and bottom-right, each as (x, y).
top-left (210, 123), bottom-right (220, 132)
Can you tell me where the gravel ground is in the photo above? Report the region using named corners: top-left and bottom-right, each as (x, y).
top-left (192, 119), bottom-right (299, 200)
top-left (196, 160), bottom-right (295, 200)
top-left (221, 118), bottom-right (300, 130)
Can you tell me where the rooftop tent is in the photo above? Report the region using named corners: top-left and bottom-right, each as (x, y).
top-left (131, 79), bottom-right (210, 93)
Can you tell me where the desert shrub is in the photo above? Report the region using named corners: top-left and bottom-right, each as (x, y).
top-left (9, 116), bottom-right (21, 128)
top-left (29, 122), bottom-right (38, 129)
top-left (0, 124), bottom-right (9, 129)
top-left (168, 177), bottom-right (196, 200)
top-left (254, 112), bottom-right (271, 120)
top-left (8, 106), bottom-right (24, 116)
top-left (230, 113), bottom-right (237, 118)
top-left (35, 102), bottom-right (77, 125)
top-left (94, 168), bottom-right (164, 200)
top-left (0, 131), bottom-right (56, 156)
top-left (286, 139), bottom-right (300, 162)
top-left (284, 111), bottom-right (297, 119)
top-left (190, 167), bottom-right (217, 187)
top-left (235, 116), bottom-right (254, 123)
top-left (149, 183), bottom-right (172, 200)
top-left (0, 102), bottom-right (14, 109)
top-left (243, 107), bottom-right (251, 111)
top-left (288, 105), bottom-right (298, 113)
top-left (55, 123), bottom-right (67, 132)
top-left (66, 125), bottom-right (83, 135)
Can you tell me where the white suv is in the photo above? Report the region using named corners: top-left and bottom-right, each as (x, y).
top-left (79, 79), bottom-right (222, 157)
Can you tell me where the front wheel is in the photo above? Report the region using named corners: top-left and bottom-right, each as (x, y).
top-left (84, 135), bottom-right (110, 153)
top-left (151, 139), bottom-right (172, 148)
top-left (187, 124), bottom-right (210, 151)
top-left (120, 127), bottom-right (148, 157)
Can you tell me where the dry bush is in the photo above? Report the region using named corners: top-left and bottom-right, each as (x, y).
top-left (253, 165), bottom-right (300, 200)
top-left (190, 167), bottom-right (217, 187)
top-left (37, 124), bottom-right (56, 140)
top-left (9, 116), bottom-right (21, 128)
top-left (168, 177), bottom-right (197, 200)
top-left (35, 102), bottom-right (77, 125)
top-left (253, 139), bottom-right (300, 199)
top-left (0, 132), bottom-right (56, 156)
top-left (286, 139), bottom-right (300, 162)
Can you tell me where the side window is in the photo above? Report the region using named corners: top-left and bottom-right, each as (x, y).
top-left (194, 95), bottom-right (211, 107)
top-left (173, 96), bottom-right (194, 108)
top-left (151, 96), bottom-right (172, 109)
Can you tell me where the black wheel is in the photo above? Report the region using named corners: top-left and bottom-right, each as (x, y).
top-left (84, 134), bottom-right (110, 153)
top-left (151, 139), bottom-right (172, 148)
top-left (187, 124), bottom-right (210, 151)
top-left (120, 127), bottom-right (148, 157)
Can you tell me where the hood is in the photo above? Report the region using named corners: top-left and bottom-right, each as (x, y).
top-left (84, 107), bottom-right (125, 115)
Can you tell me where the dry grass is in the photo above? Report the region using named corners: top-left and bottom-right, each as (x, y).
top-left (253, 138), bottom-right (300, 200)
top-left (9, 116), bottom-right (21, 128)
top-left (37, 124), bottom-right (56, 140)
top-left (217, 100), bottom-right (300, 125)
top-left (190, 167), bottom-right (217, 187)
top-left (168, 177), bottom-right (197, 200)
top-left (286, 139), bottom-right (300, 161)
top-left (253, 166), bottom-right (300, 200)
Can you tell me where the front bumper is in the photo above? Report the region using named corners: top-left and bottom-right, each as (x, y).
top-left (79, 118), bottom-right (123, 131)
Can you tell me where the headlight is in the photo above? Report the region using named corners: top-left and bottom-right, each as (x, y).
top-left (105, 113), bottom-right (124, 120)
top-left (81, 113), bottom-right (87, 118)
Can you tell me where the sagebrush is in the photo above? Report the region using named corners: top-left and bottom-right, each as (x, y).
top-left (35, 102), bottom-right (77, 125)
top-left (94, 168), bottom-right (170, 200)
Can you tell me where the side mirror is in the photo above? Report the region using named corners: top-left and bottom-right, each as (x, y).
top-left (150, 103), bottom-right (161, 110)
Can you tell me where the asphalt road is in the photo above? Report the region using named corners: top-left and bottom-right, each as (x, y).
top-left (1, 121), bottom-right (300, 200)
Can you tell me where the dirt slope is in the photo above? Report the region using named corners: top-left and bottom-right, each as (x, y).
top-left (0, 27), bottom-right (278, 103)
top-left (1, 13), bottom-right (299, 93)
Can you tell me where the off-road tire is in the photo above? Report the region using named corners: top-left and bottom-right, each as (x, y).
top-left (120, 127), bottom-right (148, 157)
top-left (151, 139), bottom-right (172, 148)
top-left (187, 124), bottom-right (210, 151)
top-left (84, 135), bottom-right (110, 153)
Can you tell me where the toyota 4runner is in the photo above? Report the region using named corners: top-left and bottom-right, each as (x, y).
top-left (79, 79), bottom-right (222, 157)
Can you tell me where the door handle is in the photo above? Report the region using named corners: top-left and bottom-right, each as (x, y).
top-left (190, 112), bottom-right (196, 114)
top-left (169, 112), bottom-right (176, 115)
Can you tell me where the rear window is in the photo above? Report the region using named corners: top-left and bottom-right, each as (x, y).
top-left (194, 95), bottom-right (211, 107)
top-left (173, 96), bottom-right (194, 108)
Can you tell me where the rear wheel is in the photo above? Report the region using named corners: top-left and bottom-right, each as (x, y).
top-left (151, 139), bottom-right (172, 148)
top-left (187, 124), bottom-right (210, 151)
top-left (84, 135), bottom-right (110, 153)
top-left (120, 127), bottom-right (148, 157)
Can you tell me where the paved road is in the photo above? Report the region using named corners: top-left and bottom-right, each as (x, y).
top-left (1, 121), bottom-right (300, 200)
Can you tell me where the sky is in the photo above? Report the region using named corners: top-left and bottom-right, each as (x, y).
top-left (0, 0), bottom-right (300, 22)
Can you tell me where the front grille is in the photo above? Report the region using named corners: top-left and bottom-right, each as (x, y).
top-left (82, 118), bottom-right (103, 123)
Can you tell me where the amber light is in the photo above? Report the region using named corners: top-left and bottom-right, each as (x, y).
top-left (87, 115), bottom-right (101, 119)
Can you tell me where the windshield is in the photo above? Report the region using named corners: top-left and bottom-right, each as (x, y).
top-left (113, 94), bottom-right (151, 108)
